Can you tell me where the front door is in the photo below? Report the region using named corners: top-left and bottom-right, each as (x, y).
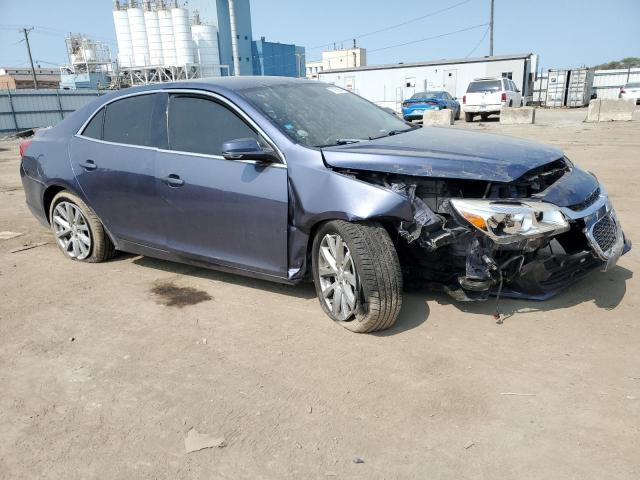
top-left (70, 92), bottom-right (168, 249)
top-left (444, 69), bottom-right (457, 98)
top-left (156, 93), bottom-right (288, 277)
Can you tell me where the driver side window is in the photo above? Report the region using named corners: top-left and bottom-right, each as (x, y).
top-left (167, 95), bottom-right (261, 156)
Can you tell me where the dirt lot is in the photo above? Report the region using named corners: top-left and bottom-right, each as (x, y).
top-left (1, 109), bottom-right (639, 479)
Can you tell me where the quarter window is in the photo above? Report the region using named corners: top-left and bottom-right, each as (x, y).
top-left (103, 93), bottom-right (159, 147)
top-left (167, 95), bottom-right (260, 156)
top-left (82, 107), bottom-right (104, 139)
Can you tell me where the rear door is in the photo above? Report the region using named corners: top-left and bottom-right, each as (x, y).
top-left (70, 92), bottom-right (168, 249)
top-left (156, 93), bottom-right (288, 277)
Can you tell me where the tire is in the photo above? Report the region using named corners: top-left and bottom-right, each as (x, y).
top-left (464, 112), bottom-right (474, 122)
top-left (480, 113), bottom-right (489, 121)
top-left (455, 108), bottom-right (461, 120)
top-left (509, 100), bottom-right (513, 107)
top-left (312, 220), bottom-right (402, 333)
top-left (49, 190), bottom-right (115, 263)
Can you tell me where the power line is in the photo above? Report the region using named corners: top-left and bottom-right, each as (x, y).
top-left (367, 23), bottom-right (488, 54)
top-left (306, 0), bottom-right (475, 51)
top-left (465, 26), bottom-right (489, 58)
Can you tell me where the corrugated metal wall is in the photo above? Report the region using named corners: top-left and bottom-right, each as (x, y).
top-left (0, 89), bottom-right (104, 133)
top-left (534, 67), bottom-right (640, 104)
top-left (593, 68), bottom-right (640, 100)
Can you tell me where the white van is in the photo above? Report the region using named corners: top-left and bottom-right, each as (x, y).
top-left (463, 77), bottom-right (522, 122)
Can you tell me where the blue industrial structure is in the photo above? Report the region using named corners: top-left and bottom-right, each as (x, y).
top-left (216, 0), bottom-right (254, 76)
top-left (252, 37), bottom-right (305, 78)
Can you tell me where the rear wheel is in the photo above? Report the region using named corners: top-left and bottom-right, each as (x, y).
top-left (312, 220), bottom-right (402, 333)
top-left (464, 112), bottom-right (474, 122)
top-left (49, 190), bottom-right (115, 263)
top-left (455, 108), bottom-right (461, 120)
top-left (480, 113), bottom-right (489, 121)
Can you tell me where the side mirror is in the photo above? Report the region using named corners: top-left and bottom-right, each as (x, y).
top-left (221, 138), bottom-right (278, 163)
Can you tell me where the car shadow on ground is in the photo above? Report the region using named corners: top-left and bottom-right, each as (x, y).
top-left (424, 265), bottom-right (633, 323)
top-left (128, 254), bottom-right (318, 300)
top-left (371, 293), bottom-right (431, 336)
top-left (118, 254), bottom-right (630, 332)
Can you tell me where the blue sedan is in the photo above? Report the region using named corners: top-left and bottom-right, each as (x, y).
top-left (401, 91), bottom-right (460, 121)
top-left (19, 78), bottom-right (628, 333)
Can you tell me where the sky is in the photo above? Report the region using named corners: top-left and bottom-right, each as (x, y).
top-left (0, 0), bottom-right (638, 71)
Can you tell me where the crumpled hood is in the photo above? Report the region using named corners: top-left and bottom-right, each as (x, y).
top-left (322, 126), bottom-right (565, 182)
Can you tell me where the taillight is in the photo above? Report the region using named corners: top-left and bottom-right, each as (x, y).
top-left (19, 140), bottom-right (32, 158)
top-left (462, 95), bottom-right (466, 104)
top-left (501, 92), bottom-right (507, 102)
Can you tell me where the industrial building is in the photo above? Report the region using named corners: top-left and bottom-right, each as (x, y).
top-left (216, 0), bottom-right (253, 76)
top-left (306, 47), bottom-right (367, 79)
top-left (59, 35), bottom-right (113, 90)
top-left (317, 53), bottom-right (538, 111)
top-left (252, 37), bottom-right (305, 77)
top-left (0, 67), bottom-right (60, 90)
top-left (104, 0), bottom-right (304, 86)
top-left (111, 0), bottom-right (225, 87)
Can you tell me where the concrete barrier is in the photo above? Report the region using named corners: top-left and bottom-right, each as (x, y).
top-left (586, 99), bottom-right (635, 122)
top-left (500, 106), bottom-right (536, 124)
top-left (422, 109), bottom-right (453, 126)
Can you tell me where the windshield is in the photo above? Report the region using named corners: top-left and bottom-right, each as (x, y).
top-left (239, 82), bottom-right (411, 147)
top-left (467, 80), bottom-right (502, 93)
top-left (411, 91), bottom-right (445, 99)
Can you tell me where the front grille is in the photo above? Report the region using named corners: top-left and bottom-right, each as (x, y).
top-left (568, 187), bottom-right (600, 211)
top-left (591, 214), bottom-right (617, 253)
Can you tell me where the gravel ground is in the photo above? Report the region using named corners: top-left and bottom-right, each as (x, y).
top-left (0, 108), bottom-right (639, 479)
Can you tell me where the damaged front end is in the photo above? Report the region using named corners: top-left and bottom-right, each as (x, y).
top-left (341, 159), bottom-right (631, 302)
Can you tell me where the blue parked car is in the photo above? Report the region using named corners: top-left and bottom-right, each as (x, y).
top-left (19, 77), bottom-right (629, 333)
top-left (402, 90), bottom-right (461, 121)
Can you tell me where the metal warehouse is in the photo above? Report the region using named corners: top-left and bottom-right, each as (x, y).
top-left (317, 53), bottom-right (538, 111)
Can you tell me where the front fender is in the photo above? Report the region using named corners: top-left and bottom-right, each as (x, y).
top-left (285, 158), bottom-right (413, 281)
top-left (289, 164), bottom-right (413, 231)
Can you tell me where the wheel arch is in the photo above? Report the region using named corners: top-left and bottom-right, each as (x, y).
top-left (42, 181), bottom-right (83, 224)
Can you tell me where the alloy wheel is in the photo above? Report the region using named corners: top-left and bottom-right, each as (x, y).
top-left (52, 201), bottom-right (92, 260)
top-left (317, 233), bottom-right (359, 321)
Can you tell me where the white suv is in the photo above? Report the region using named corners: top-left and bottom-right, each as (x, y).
top-left (462, 77), bottom-right (522, 122)
top-left (619, 82), bottom-right (640, 104)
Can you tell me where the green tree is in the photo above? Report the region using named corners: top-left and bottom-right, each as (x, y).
top-left (593, 57), bottom-right (640, 70)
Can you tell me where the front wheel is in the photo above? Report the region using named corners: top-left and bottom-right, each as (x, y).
top-left (312, 220), bottom-right (402, 333)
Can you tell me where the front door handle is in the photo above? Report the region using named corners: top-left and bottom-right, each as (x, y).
top-left (79, 160), bottom-right (97, 171)
top-left (162, 174), bottom-right (185, 187)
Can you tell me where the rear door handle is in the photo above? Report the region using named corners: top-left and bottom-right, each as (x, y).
top-left (162, 174), bottom-right (185, 187)
top-left (79, 160), bottom-right (97, 171)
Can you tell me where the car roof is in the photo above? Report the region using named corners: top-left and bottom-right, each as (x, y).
top-left (471, 77), bottom-right (504, 82)
top-left (117, 76), bottom-right (318, 95)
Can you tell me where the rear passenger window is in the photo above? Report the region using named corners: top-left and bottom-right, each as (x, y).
top-left (103, 94), bottom-right (158, 147)
top-left (82, 108), bottom-right (104, 139)
top-left (168, 95), bottom-right (259, 156)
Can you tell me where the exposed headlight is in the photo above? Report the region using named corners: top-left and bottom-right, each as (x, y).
top-left (450, 199), bottom-right (569, 243)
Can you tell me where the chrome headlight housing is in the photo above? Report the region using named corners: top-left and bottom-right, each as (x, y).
top-left (450, 199), bottom-right (569, 244)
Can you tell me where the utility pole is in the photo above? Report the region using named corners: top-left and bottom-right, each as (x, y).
top-left (22, 27), bottom-right (39, 89)
top-left (489, 0), bottom-right (494, 57)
